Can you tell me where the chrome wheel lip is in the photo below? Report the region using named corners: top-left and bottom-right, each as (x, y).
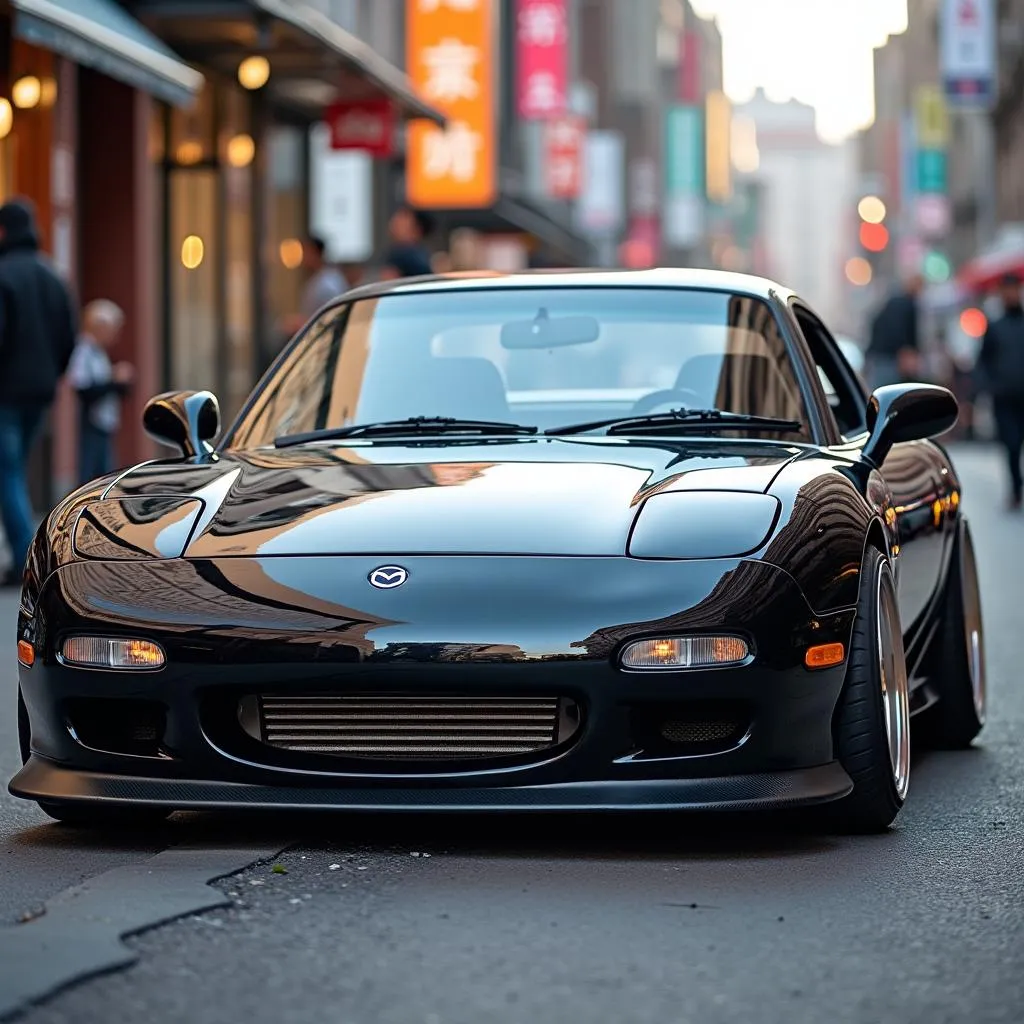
top-left (877, 561), bottom-right (911, 801)
top-left (962, 528), bottom-right (986, 724)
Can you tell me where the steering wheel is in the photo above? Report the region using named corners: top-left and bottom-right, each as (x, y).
top-left (630, 388), bottom-right (704, 416)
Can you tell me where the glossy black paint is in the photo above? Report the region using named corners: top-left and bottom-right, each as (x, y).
top-left (862, 384), bottom-right (960, 468)
top-left (10, 269), bottom-right (968, 815)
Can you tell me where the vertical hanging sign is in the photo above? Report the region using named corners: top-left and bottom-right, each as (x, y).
top-left (406, 0), bottom-right (496, 208)
top-left (516, 0), bottom-right (568, 119)
top-left (939, 0), bottom-right (996, 108)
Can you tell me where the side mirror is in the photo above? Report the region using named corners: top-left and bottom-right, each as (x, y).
top-left (143, 390), bottom-right (220, 459)
top-left (862, 383), bottom-right (958, 467)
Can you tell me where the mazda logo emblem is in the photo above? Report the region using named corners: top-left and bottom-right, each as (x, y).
top-left (368, 565), bottom-right (408, 589)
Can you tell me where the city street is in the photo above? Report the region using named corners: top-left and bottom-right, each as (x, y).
top-left (0, 442), bottom-right (1021, 1024)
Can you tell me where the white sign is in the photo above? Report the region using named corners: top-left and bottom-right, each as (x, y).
top-left (940, 0), bottom-right (996, 108)
top-left (309, 123), bottom-right (372, 262)
top-left (574, 130), bottom-right (624, 237)
top-left (665, 195), bottom-right (704, 249)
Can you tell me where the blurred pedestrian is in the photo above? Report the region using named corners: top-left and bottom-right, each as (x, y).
top-left (0, 197), bottom-right (76, 586)
top-left (68, 299), bottom-right (134, 485)
top-left (865, 272), bottom-right (923, 391)
top-left (279, 235), bottom-right (348, 337)
top-left (382, 206), bottom-right (435, 278)
top-left (975, 273), bottom-right (1024, 509)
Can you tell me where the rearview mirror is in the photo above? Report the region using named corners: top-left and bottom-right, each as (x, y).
top-left (143, 390), bottom-right (220, 460)
top-left (500, 311), bottom-right (600, 349)
top-left (862, 383), bottom-right (958, 467)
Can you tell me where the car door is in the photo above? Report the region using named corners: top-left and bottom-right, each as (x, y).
top-left (790, 300), bottom-right (944, 632)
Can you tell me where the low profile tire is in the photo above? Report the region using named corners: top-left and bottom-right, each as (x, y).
top-left (922, 519), bottom-right (986, 749)
top-left (18, 687), bottom-right (171, 829)
top-left (827, 546), bottom-right (911, 833)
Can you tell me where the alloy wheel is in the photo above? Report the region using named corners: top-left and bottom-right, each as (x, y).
top-left (876, 562), bottom-right (911, 801)
top-left (961, 527), bottom-right (986, 724)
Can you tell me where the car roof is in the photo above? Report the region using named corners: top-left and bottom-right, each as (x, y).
top-left (339, 267), bottom-right (795, 304)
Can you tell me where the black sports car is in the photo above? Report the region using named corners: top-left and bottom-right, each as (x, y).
top-left (11, 269), bottom-right (984, 832)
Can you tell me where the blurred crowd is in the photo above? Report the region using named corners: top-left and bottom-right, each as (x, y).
top-left (866, 269), bottom-right (1024, 508)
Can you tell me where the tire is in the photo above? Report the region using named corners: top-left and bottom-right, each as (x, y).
top-left (922, 519), bottom-right (986, 749)
top-left (18, 686), bottom-right (171, 829)
top-left (827, 546), bottom-right (911, 833)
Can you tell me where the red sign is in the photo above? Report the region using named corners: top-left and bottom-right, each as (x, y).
top-left (544, 115), bottom-right (584, 198)
top-left (516, 0), bottom-right (567, 119)
top-left (620, 216), bottom-right (660, 268)
top-left (326, 98), bottom-right (394, 157)
top-left (678, 30), bottom-right (702, 103)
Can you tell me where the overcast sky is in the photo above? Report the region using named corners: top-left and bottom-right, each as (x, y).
top-left (689, 0), bottom-right (910, 142)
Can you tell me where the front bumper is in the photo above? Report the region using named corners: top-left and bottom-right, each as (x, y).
top-left (12, 757), bottom-right (852, 812)
top-left (12, 555), bottom-right (856, 813)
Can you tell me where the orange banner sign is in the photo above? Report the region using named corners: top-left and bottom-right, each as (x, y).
top-left (406, 0), bottom-right (496, 209)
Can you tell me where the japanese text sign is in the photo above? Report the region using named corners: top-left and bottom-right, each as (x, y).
top-left (407, 0), bottom-right (496, 208)
top-left (516, 0), bottom-right (567, 119)
top-left (544, 115), bottom-right (584, 199)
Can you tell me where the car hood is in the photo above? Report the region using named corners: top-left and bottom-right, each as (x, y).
top-left (103, 437), bottom-right (804, 558)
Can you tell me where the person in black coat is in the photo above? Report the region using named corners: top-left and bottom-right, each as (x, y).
top-left (0, 198), bottom-right (76, 585)
top-left (976, 273), bottom-right (1024, 508)
top-left (865, 272), bottom-right (923, 391)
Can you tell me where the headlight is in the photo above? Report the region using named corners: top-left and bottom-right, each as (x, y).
top-left (60, 636), bottom-right (166, 670)
top-left (621, 635), bottom-right (750, 670)
top-left (627, 491), bottom-right (781, 559)
top-left (72, 497), bottom-right (203, 560)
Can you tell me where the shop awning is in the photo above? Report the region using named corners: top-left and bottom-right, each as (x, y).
top-left (10, 0), bottom-right (203, 107)
top-left (248, 0), bottom-right (446, 125)
top-left (432, 195), bottom-right (595, 267)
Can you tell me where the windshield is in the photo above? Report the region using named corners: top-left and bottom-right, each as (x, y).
top-left (226, 287), bottom-right (814, 448)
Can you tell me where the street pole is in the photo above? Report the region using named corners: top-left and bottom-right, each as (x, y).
top-left (975, 108), bottom-right (998, 251)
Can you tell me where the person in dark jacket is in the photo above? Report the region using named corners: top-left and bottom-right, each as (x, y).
top-left (976, 273), bottom-right (1024, 508)
top-left (865, 272), bottom-right (923, 391)
top-left (380, 206), bottom-right (435, 279)
top-left (0, 198), bottom-right (76, 585)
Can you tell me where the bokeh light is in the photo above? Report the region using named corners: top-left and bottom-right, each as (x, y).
top-left (11, 76), bottom-right (41, 109)
top-left (238, 55), bottom-right (270, 90)
top-left (226, 133), bottom-right (256, 168)
top-left (0, 100), bottom-right (12, 141)
top-left (860, 222), bottom-right (889, 252)
top-left (845, 256), bottom-right (872, 286)
top-left (960, 307), bottom-right (987, 338)
top-left (857, 195), bottom-right (886, 224)
top-left (279, 238), bottom-right (304, 269)
top-left (181, 235), bottom-right (205, 270)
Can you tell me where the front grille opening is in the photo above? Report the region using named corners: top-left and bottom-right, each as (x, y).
top-left (64, 698), bottom-right (166, 758)
top-left (238, 694), bottom-right (581, 763)
top-left (628, 701), bottom-right (749, 759)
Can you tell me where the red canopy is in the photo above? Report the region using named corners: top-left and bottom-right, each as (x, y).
top-left (957, 245), bottom-right (1024, 293)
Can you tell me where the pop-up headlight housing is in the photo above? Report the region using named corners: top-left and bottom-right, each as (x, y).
top-left (627, 491), bottom-right (781, 559)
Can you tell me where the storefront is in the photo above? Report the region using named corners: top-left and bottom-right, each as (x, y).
top-left (137, 0), bottom-right (447, 425)
top-left (0, 0), bottom-right (202, 507)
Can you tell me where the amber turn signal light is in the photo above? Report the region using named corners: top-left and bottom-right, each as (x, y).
top-left (804, 642), bottom-right (845, 670)
top-left (17, 640), bottom-right (34, 667)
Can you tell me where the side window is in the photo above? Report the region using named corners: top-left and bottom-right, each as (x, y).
top-left (794, 305), bottom-right (867, 440)
top-left (228, 304), bottom-right (349, 449)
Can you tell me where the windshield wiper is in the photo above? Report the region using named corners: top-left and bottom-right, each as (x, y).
top-left (545, 408), bottom-right (804, 436)
top-left (275, 416), bottom-right (538, 448)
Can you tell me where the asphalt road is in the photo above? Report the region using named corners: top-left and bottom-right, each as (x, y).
top-left (0, 443), bottom-right (1022, 1024)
